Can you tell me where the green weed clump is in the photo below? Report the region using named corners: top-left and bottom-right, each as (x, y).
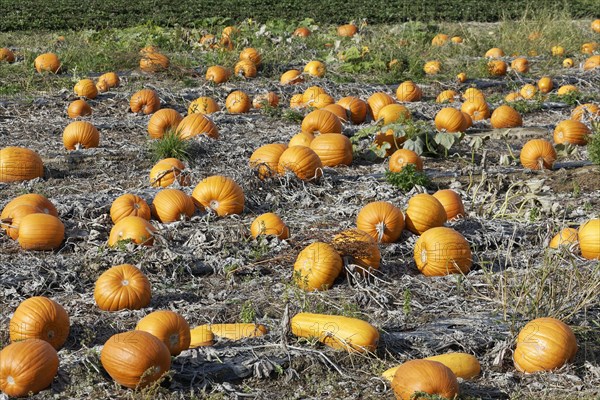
top-left (149, 131), bottom-right (190, 161)
top-left (385, 164), bottom-right (431, 192)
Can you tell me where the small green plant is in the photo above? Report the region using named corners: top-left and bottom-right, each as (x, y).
top-left (149, 131), bottom-right (189, 162)
top-left (508, 99), bottom-right (544, 114)
top-left (385, 164), bottom-right (431, 192)
top-left (239, 300), bottom-right (256, 323)
top-left (282, 108), bottom-right (305, 123)
top-left (403, 288), bottom-right (412, 316)
top-left (588, 130), bottom-right (600, 166)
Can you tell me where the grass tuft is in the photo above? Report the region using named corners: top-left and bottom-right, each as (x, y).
top-left (149, 131), bottom-right (190, 162)
top-left (384, 164), bottom-right (431, 192)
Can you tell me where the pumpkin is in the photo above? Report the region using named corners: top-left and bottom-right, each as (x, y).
top-left (72, 79), bottom-right (98, 101)
top-left (488, 59), bottom-right (508, 76)
top-left (514, 317), bottom-right (577, 373)
top-left (108, 216), bottom-right (157, 247)
top-left (225, 90), bottom-right (251, 113)
top-left (520, 139), bottom-right (556, 170)
top-left (0, 339), bottom-right (59, 397)
top-left (505, 92), bottom-right (523, 102)
top-left (511, 57), bottom-right (529, 73)
top-left (62, 121), bottom-right (100, 150)
top-left (368, 92), bottom-right (396, 120)
top-left (94, 264), bottom-right (151, 311)
top-left (9, 296), bottom-right (69, 350)
top-left (456, 72), bottom-right (467, 83)
top-left (303, 60), bottom-right (326, 77)
top-left (191, 175), bottom-right (245, 216)
top-left (356, 201), bottom-right (404, 243)
top-left (460, 111), bottom-right (473, 131)
top-left (17, 214), bottom-right (64, 251)
top-left (337, 96), bottom-right (368, 124)
top-left (435, 108), bottom-right (466, 133)
top-left (291, 313), bottom-right (379, 353)
top-left (414, 226), bottom-right (472, 276)
top-left (557, 85), bottom-right (578, 96)
top-left (461, 97), bottom-right (490, 120)
top-left (67, 99), bottom-right (92, 118)
top-left (485, 47), bottom-right (505, 58)
top-left (188, 97), bottom-right (220, 115)
top-left (110, 194), bottom-right (151, 223)
top-left (391, 359), bottom-right (459, 400)
top-left (436, 90), bottom-right (458, 104)
top-left (301, 109), bottom-right (342, 134)
top-left (199, 34), bottom-right (218, 49)
top-left (0, 47), bottom-right (15, 63)
top-left (563, 58), bottom-right (574, 68)
top-left (289, 132), bottom-right (315, 147)
top-left (280, 69), bottom-right (304, 85)
top-left (249, 143), bottom-right (287, 179)
top-left (136, 310), bottom-right (191, 356)
top-left (592, 19), bottom-right (600, 33)
top-left (253, 92), bottom-right (279, 109)
top-left (139, 45), bottom-right (160, 55)
top-left (101, 330), bottom-right (171, 388)
top-left (384, 353), bottom-right (480, 382)
top-left (239, 47), bottom-right (262, 66)
top-left (293, 27), bottom-right (311, 37)
top-left (424, 60), bottom-right (441, 75)
top-left (389, 149), bottom-right (423, 172)
top-left (548, 227), bottom-right (578, 249)
top-left (177, 113), bottom-right (219, 140)
top-left (583, 55), bottom-right (600, 71)
top-left (553, 120), bottom-right (591, 145)
top-left (378, 104), bottom-right (411, 124)
top-left (537, 76), bottom-right (553, 94)
top-left (149, 158), bottom-right (189, 188)
top-left (322, 104), bottom-right (349, 122)
top-left (581, 42), bottom-right (598, 55)
top-left (405, 193), bottom-right (447, 235)
top-left (278, 146), bottom-right (323, 181)
top-left (302, 86), bottom-right (326, 105)
top-left (151, 189), bottom-right (195, 223)
top-left (432, 189), bottom-right (465, 221)
top-left (206, 323), bottom-right (268, 340)
top-left (234, 59), bottom-right (257, 78)
top-left (520, 84), bottom-right (537, 99)
top-left (222, 25), bottom-right (239, 39)
top-left (1, 194), bottom-right (57, 220)
top-left (309, 133), bottom-right (353, 167)
top-left (396, 81), bottom-right (422, 102)
top-left (97, 72), bottom-right (120, 91)
top-left (463, 87), bottom-right (485, 101)
top-left (571, 103), bottom-right (600, 122)
top-left (332, 229), bottom-right (381, 274)
top-left (451, 36), bottom-right (463, 44)
top-left (431, 33), bottom-right (449, 46)
top-left (147, 108), bottom-right (183, 139)
top-left (551, 46), bottom-right (565, 57)
top-left (250, 212), bottom-right (289, 239)
top-left (311, 93), bottom-right (335, 109)
top-left (205, 65), bottom-right (231, 84)
top-left (578, 219), bottom-right (599, 259)
top-left (34, 53), bottom-right (60, 73)
top-left (293, 242), bottom-right (342, 291)
top-left (373, 128), bottom-right (406, 156)
top-left (337, 24), bottom-right (358, 37)
top-left (0, 147), bottom-right (44, 182)
top-left (490, 105), bottom-right (523, 128)
top-left (130, 89), bottom-right (160, 114)
top-left (189, 325), bottom-right (214, 347)
top-left (140, 52), bottom-right (170, 72)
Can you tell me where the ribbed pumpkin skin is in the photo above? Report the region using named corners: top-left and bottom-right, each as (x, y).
top-left (461, 98), bottom-right (490, 120)
top-left (253, 92), bottom-right (279, 109)
top-left (0, 339), bottom-right (59, 397)
top-left (302, 86), bottom-right (326, 104)
top-left (557, 85), bottom-right (578, 96)
top-left (578, 219), bottom-right (599, 259)
top-left (514, 317), bottom-right (577, 373)
top-left (367, 92), bottom-right (396, 120)
top-left (548, 228), bottom-right (578, 249)
top-left (205, 65), bottom-right (231, 84)
top-left (391, 359), bottom-right (459, 400)
top-left (97, 72), bottom-right (120, 89)
top-left (239, 47), bottom-right (262, 66)
top-left (424, 353), bottom-right (481, 379)
top-left (301, 109), bottom-right (342, 134)
top-left (249, 143), bottom-right (288, 179)
top-left (553, 120), bottom-right (591, 145)
top-left (491, 105), bottom-right (523, 128)
top-left (0, 47), bottom-right (15, 63)
top-left (291, 313), bottom-right (379, 353)
top-left (62, 121), bottom-right (100, 150)
top-left (322, 104), bottom-right (348, 122)
top-left (337, 96), bottom-right (367, 124)
top-left (94, 264), bottom-right (151, 311)
top-left (332, 229), bottom-right (381, 273)
top-left (511, 57), bottom-right (529, 73)
top-left (537, 76), bottom-right (553, 93)
top-left (435, 108), bottom-right (466, 132)
top-left (1, 204), bottom-right (41, 239)
top-left (149, 158), bottom-right (188, 188)
top-left (108, 216), bottom-right (157, 247)
top-left (101, 330), bottom-right (171, 388)
top-left (147, 108), bottom-right (183, 139)
top-left (1, 194), bottom-right (57, 220)
top-left (206, 323), bottom-right (268, 340)
top-left (234, 59), bottom-right (257, 78)
top-left (389, 149), bottom-right (423, 172)
top-left (73, 79), bottom-right (98, 99)
top-left (191, 175), bottom-right (245, 216)
top-left (136, 310), bottom-right (191, 356)
top-left (405, 194), bottom-right (447, 235)
top-left (17, 214), bottom-right (64, 250)
top-left (436, 90), bottom-right (458, 103)
top-left (176, 113), bottom-right (219, 140)
top-left (379, 104), bottom-right (411, 125)
top-left (373, 129), bottom-right (406, 157)
top-left (34, 53), bottom-right (60, 73)
top-left (9, 296), bottom-right (70, 350)
top-left (293, 242), bottom-right (342, 291)
top-left (303, 60), bottom-right (326, 77)
top-left (225, 90), bottom-right (251, 113)
top-left (356, 201), bottom-right (404, 243)
top-left (414, 227), bottom-right (472, 276)
top-left (67, 99), bottom-right (92, 118)
top-left (396, 81), bottom-right (423, 102)
top-left (520, 139), bottom-right (556, 170)
top-left (188, 97), bottom-right (220, 115)
top-left (250, 212), bottom-right (289, 239)
top-left (424, 60), bottom-right (441, 75)
top-left (520, 84), bottom-right (537, 99)
top-left (139, 52), bottom-right (170, 72)
top-left (433, 189), bottom-right (465, 221)
top-left (309, 133), bottom-right (353, 167)
top-left (431, 33), bottom-right (449, 46)
top-left (311, 93), bottom-right (334, 109)
top-left (280, 69), bottom-right (304, 85)
top-left (583, 55), bottom-right (600, 71)
top-left (277, 146), bottom-right (323, 181)
top-left (151, 189), bottom-right (195, 223)
top-left (130, 89), bottom-right (160, 114)
top-left (289, 132), bottom-right (315, 147)
top-left (337, 24), bottom-right (358, 37)
top-left (110, 194), bottom-right (151, 223)
top-left (571, 103), bottom-right (600, 122)
top-left (0, 147), bottom-right (44, 182)
top-left (488, 59), bottom-right (508, 76)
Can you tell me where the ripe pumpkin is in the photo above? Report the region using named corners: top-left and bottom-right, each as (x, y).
top-left (367, 92), bottom-right (396, 120)
top-left (191, 175), bottom-right (245, 216)
top-left (384, 353), bottom-right (480, 381)
top-left (537, 76), bottom-right (553, 94)
top-left (433, 189), bottom-right (465, 220)
top-left (405, 193), bottom-right (447, 235)
top-left (490, 105), bottom-right (523, 128)
top-left (249, 143), bottom-right (288, 179)
top-left (96, 72), bottom-right (120, 91)
top-left (1, 204), bottom-right (40, 240)
top-left (581, 42), bottom-right (598, 55)
top-left (253, 92), bottom-right (279, 109)
top-left (396, 81), bottom-right (422, 102)
top-left (563, 58), bottom-right (574, 68)
top-left (414, 226), bottom-right (472, 276)
top-left (205, 65), bottom-right (231, 84)
top-left (151, 189), bottom-right (195, 223)
top-left (583, 55), bottom-right (600, 71)
top-left (301, 109), bottom-right (342, 134)
top-left (578, 219), bottom-right (599, 259)
top-left (309, 133), bottom-right (353, 167)
top-left (101, 330), bottom-right (171, 388)
top-left (9, 296), bottom-right (69, 350)
top-left (436, 90), bottom-right (458, 104)
top-left (140, 52), bottom-right (170, 72)
top-left (391, 359), bottom-right (459, 400)
top-left (514, 317), bottom-right (577, 373)
top-left (239, 47), bottom-right (262, 66)
top-left (108, 216), bottom-right (157, 247)
top-left (356, 201), bottom-right (404, 243)
top-left (435, 108), bottom-right (466, 133)
top-left (34, 53), bottom-right (60, 73)
top-left (280, 69), bottom-right (304, 85)
top-left (205, 323), bottom-right (268, 340)
top-left (304, 60), bottom-right (326, 77)
top-left (553, 120), bottom-right (591, 145)
top-left (571, 103), bottom-right (600, 122)
top-left (462, 87), bottom-right (485, 102)
top-left (94, 264), bottom-right (151, 311)
top-left (130, 89), bottom-right (160, 114)
top-left (189, 325), bottom-right (214, 347)
top-left (378, 104), bottom-right (411, 124)
top-left (520, 139), bottom-right (556, 170)
top-left (289, 132), bottom-right (315, 147)
top-left (302, 86), bottom-right (326, 105)
top-left (332, 229), bottom-right (381, 274)
top-left (520, 84), bottom-right (537, 99)
top-left (0, 146), bottom-right (44, 182)
top-left (431, 33), bottom-right (449, 46)
top-left (62, 121), bottom-right (100, 150)
top-left (337, 24), bottom-right (358, 37)
top-left (505, 92), bottom-right (523, 102)
top-left (278, 146), bottom-right (323, 181)
top-left (67, 99), bottom-right (92, 118)
top-left (1, 194), bottom-right (57, 220)
top-left (291, 313), bottom-right (379, 353)
top-left (488, 60), bottom-right (508, 76)
top-left (17, 214), bottom-right (64, 250)
top-left (551, 46), bottom-right (565, 57)
top-left (337, 96), bottom-right (368, 124)
top-left (424, 60), bottom-right (441, 75)
top-left (389, 149), bottom-right (423, 172)
top-left (374, 128), bottom-right (406, 156)
top-left (485, 47), bottom-right (505, 58)
top-left (225, 90), bottom-right (251, 113)
top-left (548, 227), bottom-right (578, 249)
top-left (73, 78), bottom-right (98, 99)
top-left (147, 108), bottom-right (183, 139)
top-left (511, 57), bottom-right (529, 73)
top-left (592, 19), bottom-right (600, 34)
top-left (0, 47), bottom-right (15, 63)
top-left (136, 310), bottom-right (191, 356)
top-left (0, 339), bottom-right (59, 397)
top-left (557, 85), bottom-right (578, 96)
top-left (149, 158), bottom-right (189, 188)
top-left (322, 104), bottom-right (349, 122)
top-left (188, 97), bottom-right (220, 115)
top-left (311, 93), bottom-right (335, 109)
top-left (110, 194), bottom-right (151, 223)
top-left (461, 97), bottom-right (490, 120)
top-left (293, 242), bottom-right (342, 291)
top-left (234, 59), bottom-right (257, 78)
top-left (451, 36), bottom-right (463, 44)
top-left (250, 212), bottom-right (289, 239)
top-left (177, 113), bottom-right (219, 140)
top-left (293, 27), bottom-right (311, 37)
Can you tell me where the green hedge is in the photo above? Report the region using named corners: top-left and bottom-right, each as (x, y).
top-left (1, 0), bottom-right (597, 31)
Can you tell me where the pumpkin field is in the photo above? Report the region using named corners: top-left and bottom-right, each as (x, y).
top-left (1, 7), bottom-right (600, 400)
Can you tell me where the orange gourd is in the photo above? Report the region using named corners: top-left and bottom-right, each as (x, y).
top-left (391, 359), bottom-right (459, 400)
top-left (67, 99), bottom-right (92, 118)
top-left (151, 189), bottom-right (195, 223)
top-left (431, 33), bottom-right (449, 46)
top-left (389, 149), bottom-right (423, 172)
top-left (0, 147), bottom-right (44, 182)
top-left (9, 296), bottom-right (70, 350)
top-left (130, 89), bottom-right (160, 114)
top-left (571, 103), bottom-right (599, 122)
top-left (278, 146), bottom-right (323, 181)
top-left (147, 108), bottom-right (183, 139)
top-left (490, 105), bottom-right (523, 128)
top-left (433, 189), bottom-right (465, 220)
top-left (520, 139), bottom-right (556, 170)
top-left (301, 109), bottom-right (342, 134)
top-left (548, 228), bottom-right (578, 249)
top-left (149, 158), bottom-right (189, 188)
top-left (249, 143), bottom-right (288, 179)
top-left (94, 264), bottom-right (152, 311)
top-left (0, 47), bottom-right (15, 63)
top-left (537, 76), bottom-right (553, 94)
top-left (188, 96), bottom-right (220, 115)
top-left (511, 57), bottom-right (529, 73)
top-left (108, 216), bottom-right (157, 247)
top-left (414, 226), bottom-right (472, 276)
top-left (234, 59), bottom-right (257, 78)
top-left (488, 60), bottom-right (508, 76)
top-left (436, 90), bottom-right (458, 104)
top-left (136, 310), bottom-right (191, 356)
top-left (225, 90), bottom-right (251, 113)
top-left (253, 92), bottom-right (279, 109)
top-left (404, 193), bottom-right (447, 235)
top-left (578, 219), bottom-right (599, 259)
top-left (553, 120), bottom-right (591, 145)
top-left (435, 108), bottom-right (466, 132)
top-left (293, 242), bottom-right (342, 291)
top-left (378, 104), bottom-right (411, 124)
top-left (396, 81), bottom-right (423, 102)
top-left (461, 98), bottom-right (490, 120)
top-left (367, 92), bottom-right (396, 120)
top-left (62, 121), bottom-right (100, 150)
top-left (356, 201), bottom-right (404, 243)
top-left (337, 96), bottom-right (368, 124)
top-left (332, 229), bottom-right (381, 274)
top-left (34, 53), bottom-right (60, 73)
top-left (309, 133), bottom-right (353, 167)
top-left (17, 214), bottom-right (64, 250)
top-left (239, 47), bottom-right (262, 66)
top-left (110, 194), bottom-right (151, 223)
top-left (140, 52), bottom-right (170, 72)
top-left (337, 24), bottom-right (358, 37)
top-left (424, 60), bottom-right (441, 75)
top-left (485, 47), bottom-right (505, 58)
top-left (280, 69), bottom-right (304, 85)
top-left (304, 60), bottom-right (326, 77)
top-left (177, 113), bottom-right (219, 140)
top-left (205, 65), bottom-right (231, 84)
top-left (250, 212), bottom-right (289, 239)
top-left (191, 175), bottom-right (245, 216)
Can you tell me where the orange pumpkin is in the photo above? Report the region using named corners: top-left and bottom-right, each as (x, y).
top-left (378, 104), bottom-right (411, 124)
top-left (337, 24), bottom-right (358, 37)
top-left (136, 310), bottom-right (191, 356)
top-left (389, 149), bottom-right (423, 172)
top-left (0, 47), bottom-right (15, 63)
top-left (188, 97), bottom-right (220, 115)
top-left (337, 96), bottom-right (368, 124)
top-left (557, 85), bottom-right (578, 96)
top-left (563, 58), bottom-right (574, 68)
top-left (293, 242), bottom-right (343, 291)
top-left (431, 33), bottom-right (449, 46)
top-left (67, 99), bottom-right (92, 118)
top-left (94, 264), bottom-right (151, 311)
top-left (191, 175), bottom-right (245, 216)
top-left (34, 53), bottom-right (60, 73)
top-left (110, 194), bottom-right (151, 224)
top-left (461, 98), bottom-right (490, 120)
top-left (253, 92), bottom-right (279, 109)
top-left (373, 128), bottom-right (406, 156)
top-left (17, 214), bottom-right (64, 250)
top-left (490, 105), bottom-right (523, 128)
top-left (488, 60), bottom-right (508, 76)
top-left (280, 69), bottom-right (304, 85)
top-left (396, 81), bottom-right (423, 102)
top-left (511, 57), bottom-right (529, 73)
top-left (62, 121), bottom-right (100, 150)
top-left (73, 78), bottom-right (98, 99)
top-left (293, 27), bottom-right (311, 37)
top-left (578, 219), bottom-right (599, 259)
top-left (249, 143), bottom-right (288, 179)
top-left (225, 90), bottom-right (251, 113)
top-left (520, 139), bottom-right (556, 170)
top-left (485, 47), bottom-right (505, 58)
top-left (356, 201), bottom-right (404, 243)
top-left (423, 60), bottom-right (442, 75)
top-left (332, 229), bottom-right (381, 274)
top-left (404, 193), bottom-right (447, 235)
top-left (592, 19), bottom-right (600, 34)
top-left (108, 216), bottom-right (157, 247)
top-left (322, 104), bottom-right (349, 122)
top-left (96, 72), bottom-right (120, 91)
top-left (311, 93), bottom-right (335, 109)
top-left (571, 103), bottom-right (600, 122)
top-left (367, 92), bottom-right (396, 120)
top-left (553, 120), bottom-right (591, 145)
top-left (309, 133), bottom-right (353, 167)
top-left (505, 92), bottom-right (523, 102)
top-left (177, 113), bottom-right (219, 140)
top-left (234, 59), bottom-right (257, 78)
top-left (0, 147), bottom-right (44, 183)
top-left (537, 76), bottom-right (553, 94)
top-left (414, 227), bottom-right (472, 276)
top-left (147, 108), bottom-right (183, 139)
top-left (205, 65), bottom-right (231, 84)
top-left (250, 212), bottom-right (289, 239)
top-left (278, 146), bottom-right (323, 181)
top-left (520, 84), bottom-right (537, 100)
top-left (289, 132), bottom-right (315, 147)
top-left (583, 55), bottom-right (600, 71)
top-left (9, 296), bottom-right (69, 350)
top-left (303, 60), bottom-right (326, 77)
top-left (435, 108), bottom-right (466, 132)
top-left (301, 109), bottom-right (342, 134)
top-left (239, 47), bottom-right (262, 66)
top-left (1, 194), bottom-right (57, 220)
top-left (130, 89), bottom-right (160, 114)
top-left (205, 323), bottom-right (268, 340)
top-left (151, 189), bottom-right (195, 223)
top-left (149, 158), bottom-right (189, 188)
top-left (140, 52), bottom-right (170, 72)
top-left (436, 90), bottom-right (458, 104)
top-left (433, 189), bottom-right (465, 220)
top-left (391, 359), bottom-right (459, 400)
top-left (548, 227), bottom-right (578, 249)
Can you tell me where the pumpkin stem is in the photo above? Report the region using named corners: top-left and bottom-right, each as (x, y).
top-left (375, 221), bottom-right (386, 242)
top-left (0, 218), bottom-right (16, 229)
